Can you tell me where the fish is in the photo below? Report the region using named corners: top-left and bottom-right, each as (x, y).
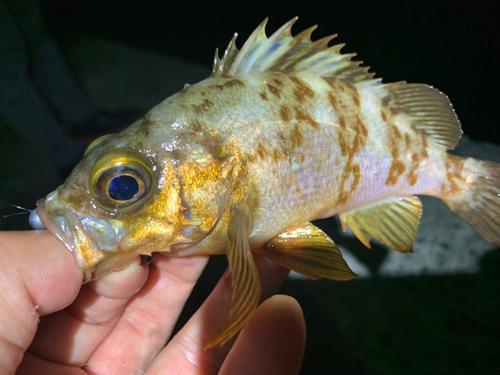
top-left (30, 17), bottom-right (500, 348)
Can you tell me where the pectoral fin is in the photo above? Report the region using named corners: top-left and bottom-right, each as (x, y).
top-left (260, 222), bottom-right (357, 280)
top-left (339, 196), bottom-right (422, 253)
top-left (206, 202), bottom-right (261, 349)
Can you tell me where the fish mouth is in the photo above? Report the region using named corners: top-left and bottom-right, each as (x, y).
top-left (35, 189), bottom-right (124, 275)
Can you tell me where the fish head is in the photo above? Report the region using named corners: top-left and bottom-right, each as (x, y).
top-left (33, 119), bottom-right (235, 281)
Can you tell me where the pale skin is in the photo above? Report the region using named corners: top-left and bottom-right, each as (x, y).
top-left (0, 231), bottom-right (306, 375)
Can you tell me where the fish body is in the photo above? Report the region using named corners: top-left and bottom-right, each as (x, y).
top-left (33, 18), bottom-right (500, 347)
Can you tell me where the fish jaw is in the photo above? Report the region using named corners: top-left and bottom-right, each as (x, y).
top-left (36, 187), bottom-right (126, 279)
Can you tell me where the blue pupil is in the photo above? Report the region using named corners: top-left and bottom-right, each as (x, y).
top-left (108, 175), bottom-right (139, 201)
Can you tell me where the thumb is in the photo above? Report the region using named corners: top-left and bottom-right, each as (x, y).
top-left (0, 231), bottom-right (83, 315)
top-left (0, 231), bottom-right (83, 374)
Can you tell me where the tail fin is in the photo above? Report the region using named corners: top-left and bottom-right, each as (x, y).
top-left (445, 160), bottom-right (500, 247)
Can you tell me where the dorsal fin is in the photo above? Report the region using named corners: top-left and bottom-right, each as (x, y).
top-left (377, 82), bottom-right (463, 150)
top-left (211, 17), bottom-right (377, 85)
top-left (211, 18), bottom-right (463, 150)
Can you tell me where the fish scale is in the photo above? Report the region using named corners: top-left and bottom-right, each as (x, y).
top-left (31, 17), bottom-right (500, 348)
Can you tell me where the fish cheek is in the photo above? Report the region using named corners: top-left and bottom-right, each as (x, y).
top-left (122, 173), bottom-right (186, 255)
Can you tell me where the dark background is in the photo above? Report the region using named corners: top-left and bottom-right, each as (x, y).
top-left (42, 0), bottom-right (500, 141)
top-left (1, 0), bottom-right (500, 373)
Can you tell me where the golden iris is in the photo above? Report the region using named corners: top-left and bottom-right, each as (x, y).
top-left (89, 149), bottom-right (153, 212)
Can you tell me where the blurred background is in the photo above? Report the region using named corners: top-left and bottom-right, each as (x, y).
top-left (1, 0), bottom-right (499, 373)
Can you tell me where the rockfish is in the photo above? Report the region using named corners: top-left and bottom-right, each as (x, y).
top-left (30, 18), bottom-right (500, 347)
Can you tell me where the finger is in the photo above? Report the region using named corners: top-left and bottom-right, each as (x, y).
top-left (146, 253), bottom-right (290, 375)
top-left (0, 231), bottom-right (83, 314)
top-left (220, 295), bottom-right (306, 375)
top-left (0, 231), bottom-right (82, 374)
top-left (28, 256), bottom-right (149, 365)
top-left (82, 254), bottom-right (209, 375)
top-left (17, 352), bottom-right (85, 375)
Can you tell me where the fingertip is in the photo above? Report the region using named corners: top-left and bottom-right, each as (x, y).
top-left (262, 294), bottom-right (306, 329)
top-left (249, 295), bottom-right (306, 354)
top-left (88, 256), bottom-right (149, 299)
top-left (220, 295), bottom-right (306, 375)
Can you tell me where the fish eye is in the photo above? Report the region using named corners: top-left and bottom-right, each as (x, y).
top-left (90, 149), bottom-right (153, 212)
top-left (108, 175), bottom-right (140, 201)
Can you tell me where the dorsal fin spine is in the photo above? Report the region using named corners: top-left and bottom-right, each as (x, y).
top-left (212, 18), bottom-right (463, 149)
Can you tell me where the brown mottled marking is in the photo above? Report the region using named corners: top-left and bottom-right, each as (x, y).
top-left (289, 76), bottom-right (315, 103)
top-left (191, 120), bottom-right (204, 133)
top-left (385, 124), bottom-right (406, 186)
top-left (337, 160), bottom-right (360, 206)
top-left (421, 135), bottom-right (429, 158)
top-left (243, 152), bottom-right (256, 163)
top-left (381, 95), bottom-right (391, 108)
top-left (445, 172), bottom-right (460, 195)
top-left (328, 91), bottom-right (339, 111)
top-left (272, 148), bottom-right (283, 162)
top-left (201, 130), bottom-right (228, 158)
top-left (273, 78), bottom-right (284, 87)
top-left (407, 153), bottom-right (420, 186)
top-left (356, 116), bottom-right (369, 137)
top-left (386, 159), bottom-right (406, 186)
top-left (337, 129), bottom-right (348, 156)
top-left (257, 142), bottom-right (267, 159)
top-left (338, 114), bottom-right (346, 129)
top-left (260, 92), bottom-right (268, 101)
top-left (381, 110), bottom-right (387, 122)
top-left (191, 99), bottom-right (214, 115)
top-left (351, 164), bottom-right (361, 192)
top-left (391, 125), bottom-right (402, 140)
top-left (336, 160), bottom-right (352, 205)
top-left (214, 79), bottom-right (245, 90)
top-left (139, 115), bottom-right (155, 137)
top-left (350, 86), bottom-right (361, 108)
top-left (291, 125), bottom-right (303, 148)
top-left (404, 133), bottom-right (411, 149)
top-left (267, 84), bottom-right (281, 99)
top-left (335, 112), bottom-right (368, 206)
top-left (279, 105), bottom-right (292, 123)
top-left (295, 108), bottom-right (319, 129)
top-left (442, 155), bottom-right (466, 196)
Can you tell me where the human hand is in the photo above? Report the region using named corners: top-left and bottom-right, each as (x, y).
top-left (0, 231), bottom-right (306, 374)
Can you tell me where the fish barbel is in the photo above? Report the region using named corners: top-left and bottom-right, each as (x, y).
top-left (31, 18), bottom-right (500, 347)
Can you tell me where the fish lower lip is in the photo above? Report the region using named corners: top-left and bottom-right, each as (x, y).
top-left (29, 206), bottom-right (45, 230)
top-left (35, 198), bottom-right (70, 246)
top-left (34, 199), bottom-right (50, 230)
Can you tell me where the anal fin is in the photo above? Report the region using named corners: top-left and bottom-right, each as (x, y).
top-left (339, 196), bottom-right (422, 253)
top-left (206, 202), bottom-right (261, 349)
top-left (260, 222), bottom-right (357, 280)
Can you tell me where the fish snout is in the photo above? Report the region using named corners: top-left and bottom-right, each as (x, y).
top-left (32, 191), bottom-right (119, 271)
top-left (29, 205), bottom-right (46, 230)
